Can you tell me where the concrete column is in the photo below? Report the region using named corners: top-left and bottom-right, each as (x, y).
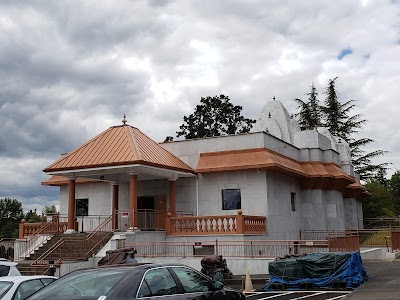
top-left (112, 184), bottom-right (119, 230)
top-left (129, 174), bottom-right (138, 228)
top-left (169, 180), bottom-right (176, 217)
top-left (66, 179), bottom-right (77, 233)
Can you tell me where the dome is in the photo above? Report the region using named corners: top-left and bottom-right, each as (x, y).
top-left (252, 98), bottom-right (300, 144)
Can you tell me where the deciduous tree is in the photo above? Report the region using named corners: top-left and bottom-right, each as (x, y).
top-left (176, 95), bottom-right (255, 139)
top-left (0, 197), bottom-right (24, 238)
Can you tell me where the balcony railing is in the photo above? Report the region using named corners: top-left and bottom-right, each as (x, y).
top-left (165, 210), bottom-right (267, 236)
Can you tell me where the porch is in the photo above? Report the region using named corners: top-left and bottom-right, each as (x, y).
top-left (18, 209), bottom-right (268, 238)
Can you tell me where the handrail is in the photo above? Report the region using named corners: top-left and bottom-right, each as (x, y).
top-left (84, 213), bottom-right (115, 256)
top-left (32, 238), bottom-right (65, 265)
top-left (16, 214), bottom-right (64, 260)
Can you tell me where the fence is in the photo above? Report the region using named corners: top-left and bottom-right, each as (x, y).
top-left (165, 211), bottom-right (267, 235)
top-left (123, 239), bottom-right (329, 258)
top-left (301, 228), bottom-right (396, 252)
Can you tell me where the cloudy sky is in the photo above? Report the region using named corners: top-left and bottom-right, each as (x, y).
top-left (1, 0), bottom-right (399, 212)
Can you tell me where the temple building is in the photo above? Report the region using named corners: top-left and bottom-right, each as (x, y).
top-left (42, 98), bottom-right (367, 240)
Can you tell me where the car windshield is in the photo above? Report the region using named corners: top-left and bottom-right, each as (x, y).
top-left (0, 281), bottom-right (13, 299)
top-left (28, 268), bottom-right (130, 300)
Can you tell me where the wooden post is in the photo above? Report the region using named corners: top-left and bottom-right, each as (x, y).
top-left (165, 213), bottom-right (171, 235)
top-left (112, 184), bottom-right (119, 230)
top-left (129, 174), bottom-right (138, 228)
top-left (236, 210), bottom-right (244, 234)
top-left (169, 180), bottom-right (176, 217)
top-left (19, 219), bottom-right (26, 238)
top-left (67, 179), bottom-right (76, 231)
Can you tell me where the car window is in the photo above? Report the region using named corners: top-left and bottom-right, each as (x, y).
top-left (0, 265), bottom-right (10, 277)
top-left (0, 281), bottom-right (13, 298)
top-left (138, 268), bottom-right (179, 297)
top-left (28, 269), bottom-right (129, 300)
top-left (13, 279), bottom-right (45, 300)
top-left (171, 267), bottom-right (214, 293)
top-left (40, 278), bottom-right (56, 286)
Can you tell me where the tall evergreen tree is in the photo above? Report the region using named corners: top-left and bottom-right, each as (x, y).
top-left (321, 77), bottom-right (366, 140)
top-left (295, 77), bottom-right (388, 181)
top-left (294, 82), bottom-right (321, 130)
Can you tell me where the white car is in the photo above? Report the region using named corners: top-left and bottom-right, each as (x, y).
top-left (0, 276), bottom-right (57, 300)
top-left (0, 260), bottom-right (21, 277)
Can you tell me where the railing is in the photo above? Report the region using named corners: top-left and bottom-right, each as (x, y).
top-left (123, 239), bottom-right (329, 258)
top-left (301, 229), bottom-right (393, 247)
top-left (363, 218), bottom-right (400, 229)
top-left (391, 229), bottom-right (400, 252)
top-left (14, 214), bottom-right (69, 260)
top-left (165, 210), bottom-right (267, 236)
top-left (328, 231), bottom-right (360, 252)
top-left (18, 214), bottom-right (68, 238)
top-left (116, 209), bottom-right (193, 231)
top-left (32, 214), bottom-right (114, 266)
top-left (85, 214), bottom-right (114, 256)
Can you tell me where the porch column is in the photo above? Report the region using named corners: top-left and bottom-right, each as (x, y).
top-left (129, 174), bottom-right (138, 228)
top-left (112, 183), bottom-right (119, 230)
top-left (169, 179), bottom-right (176, 217)
top-left (66, 178), bottom-right (77, 233)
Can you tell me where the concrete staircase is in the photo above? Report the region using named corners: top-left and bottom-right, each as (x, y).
top-left (17, 232), bottom-right (113, 275)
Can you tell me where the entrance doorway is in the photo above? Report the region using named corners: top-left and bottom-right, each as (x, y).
top-left (137, 196), bottom-right (166, 230)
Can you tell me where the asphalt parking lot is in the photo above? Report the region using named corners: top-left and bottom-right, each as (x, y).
top-left (236, 259), bottom-right (400, 300)
top-left (244, 291), bottom-right (351, 299)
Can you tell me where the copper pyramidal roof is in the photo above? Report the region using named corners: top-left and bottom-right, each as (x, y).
top-left (43, 124), bottom-right (193, 173)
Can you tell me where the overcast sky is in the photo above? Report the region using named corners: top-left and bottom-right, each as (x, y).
top-left (1, 0), bottom-right (399, 213)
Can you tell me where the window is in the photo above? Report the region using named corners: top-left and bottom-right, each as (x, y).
top-left (222, 189), bottom-right (241, 210)
top-left (138, 268), bottom-right (179, 297)
top-left (76, 199), bottom-right (89, 216)
top-left (291, 192), bottom-right (296, 212)
top-left (171, 267), bottom-right (214, 293)
top-left (15, 279), bottom-right (45, 300)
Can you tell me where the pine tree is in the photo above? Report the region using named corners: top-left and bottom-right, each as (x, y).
top-left (294, 82), bottom-right (321, 130)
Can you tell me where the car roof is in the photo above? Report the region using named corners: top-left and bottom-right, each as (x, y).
top-left (0, 276), bottom-right (57, 283)
top-left (75, 262), bottom-right (190, 273)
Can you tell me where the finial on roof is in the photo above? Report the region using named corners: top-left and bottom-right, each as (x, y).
top-left (268, 112), bottom-right (271, 118)
top-left (122, 114), bottom-right (127, 125)
top-left (273, 96), bottom-right (276, 101)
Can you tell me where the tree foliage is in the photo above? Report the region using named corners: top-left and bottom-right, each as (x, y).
top-left (0, 197), bottom-right (24, 238)
top-left (294, 82), bottom-right (321, 130)
top-left (294, 77), bottom-right (388, 181)
top-left (176, 94), bottom-right (256, 139)
top-left (25, 209), bottom-right (42, 223)
top-left (43, 204), bottom-right (58, 214)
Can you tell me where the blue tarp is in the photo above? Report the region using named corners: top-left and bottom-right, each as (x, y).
top-left (264, 252), bottom-right (369, 290)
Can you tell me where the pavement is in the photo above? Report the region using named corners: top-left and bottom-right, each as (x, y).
top-left (343, 258), bottom-right (400, 300)
top-left (226, 258), bottom-right (400, 299)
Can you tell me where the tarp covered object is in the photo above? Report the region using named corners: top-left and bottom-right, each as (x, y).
top-left (98, 247), bottom-right (137, 266)
top-left (200, 255), bottom-right (233, 282)
top-left (264, 252), bottom-right (369, 290)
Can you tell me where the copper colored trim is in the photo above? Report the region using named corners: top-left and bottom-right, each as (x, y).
top-left (195, 148), bottom-right (357, 193)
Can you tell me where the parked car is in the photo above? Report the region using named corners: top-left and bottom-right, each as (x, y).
top-left (0, 260), bottom-right (21, 277)
top-left (0, 275), bottom-right (57, 300)
top-left (27, 263), bottom-right (246, 300)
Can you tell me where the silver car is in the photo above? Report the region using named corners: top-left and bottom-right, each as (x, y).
top-left (0, 276), bottom-right (57, 300)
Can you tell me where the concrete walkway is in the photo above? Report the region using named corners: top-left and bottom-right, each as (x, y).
top-left (344, 259), bottom-right (400, 300)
